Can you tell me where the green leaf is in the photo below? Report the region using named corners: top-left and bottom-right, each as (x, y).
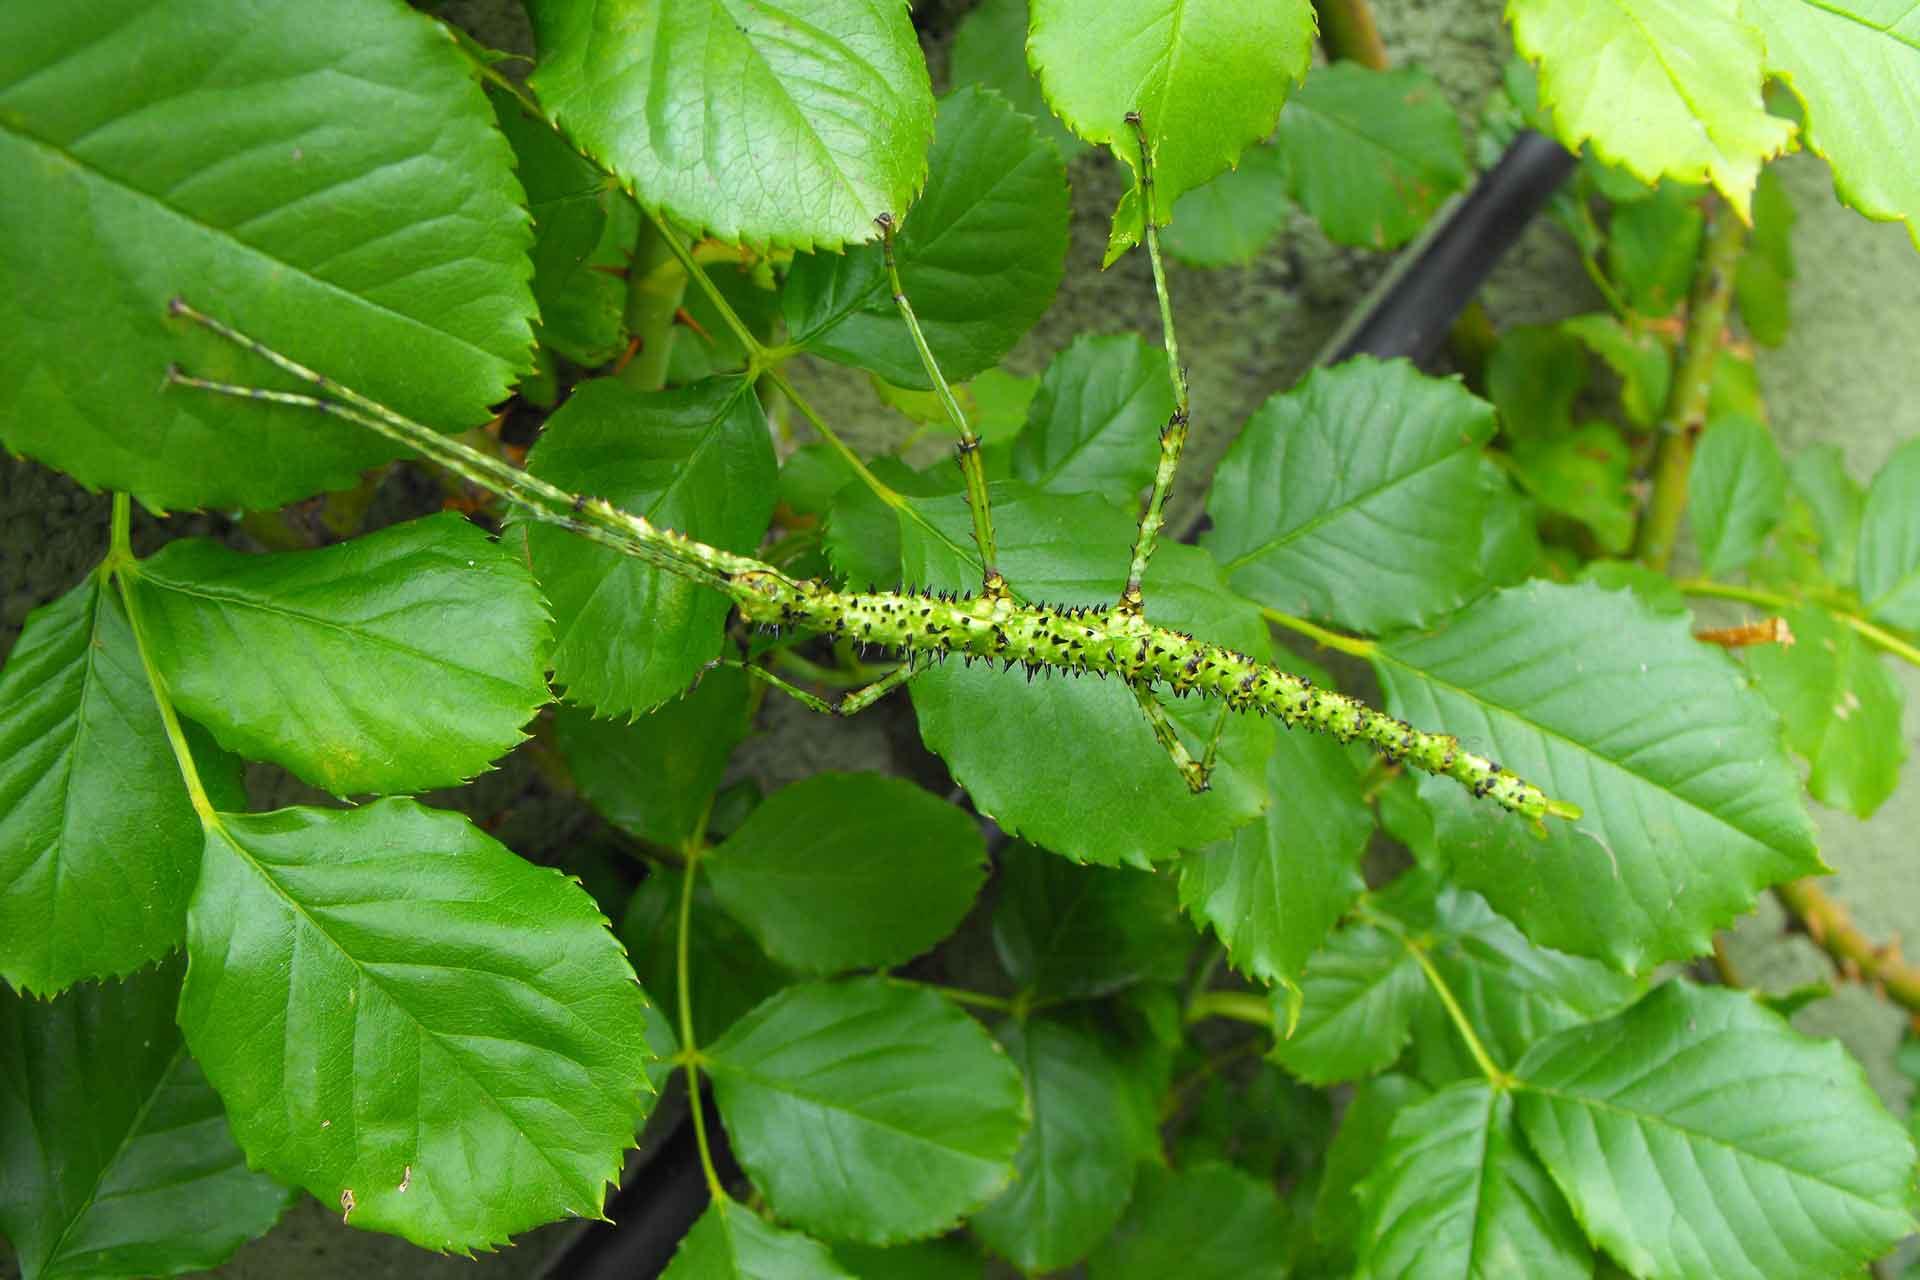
top-left (971, 1019), bottom-right (1150, 1272)
top-left (1009, 334), bottom-right (1176, 502)
top-left (662, 1196), bottom-right (854, 1280)
top-left (622, 874), bottom-right (789, 1048)
top-left (0, 958), bottom-right (294, 1280)
top-left (1161, 144), bottom-right (1292, 267)
top-left (1511, 421), bottom-right (1636, 554)
top-left (949, 0), bottom-right (1087, 162)
top-left (1788, 444), bottom-right (1864, 587)
top-left (1373, 580), bottom-right (1821, 970)
top-left (1488, 325), bottom-right (1589, 440)
top-left (906, 487), bottom-right (1274, 866)
top-left (1859, 436), bottom-right (1920, 628)
top-left (1508, 0), bottom-right (1793, 217)
top-left (526, 0), bottom-right (934, 252)
top-left (1606, 183), bottom-right (1704, 318)
top-left (1689, 414), bottom-right (1788, 576)
top-left (1312, 1075), bottom-right (1431, 1256)
top-left (824, 457), bottom-right (963, 593)
top-left (178, 799), bottom-right (656, 1251)
top-left (1559, 313), bottom-right (1671, 427)
top-left (128, 513), bottom-right (550, 796)
top-left (521, 376), bottom-right (777, 717)
top-left (784, 86), bottom-right (1069, 389)
top-left (1274, 64), bottom-right (1469, 251)
top-left (1736, 164), bottom-right (1796, 345)
top-left (707, 978), bottom-right (1027, 1245)
top-left (1270, 919), bottom-right (1424, 1085)
top-left (553, 665), bottom-right (752, 850)
top-left (1393, 879), bottom-right (1640, 1085)
top-left (1357, 1082), bottom-right (1591, 1279)
top-left (1204, 358), bottom-right (1502, 633)
top-left (1179, 712), bottom-right (1373, 992)
top-left (0, 575), bottom-right (231, 993)
top-left (833, 1237), bottom-right (983, 1280)
top-left (1027, 0), bottom-right (1315, 261)
top-left (1515, 982), bottom-right (1919, 1279)
top-left (705, 773), bottom-right (988, 974)
top-left (1741, 0), bottom-right (1920, 250)
top-left (1748, 605), bottom-right (1907, 819)
top-left (0, 0), bottom-right (535, 512)
top-left (491, 87), bottom-right (637, 367)
top-left (991, 841), bottom-right (1191, 1000)
top-left (1087, 1161), bottom-right (1291, 1280)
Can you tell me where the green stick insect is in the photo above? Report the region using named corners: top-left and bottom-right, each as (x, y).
top-left (161, 112), bottom-right (1577, 829)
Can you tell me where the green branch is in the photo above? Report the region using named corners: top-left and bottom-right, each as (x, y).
top-left (1679, 578), bottom-right (1920, 670)
top-left (1635, 202), bottom-right (1747, 571)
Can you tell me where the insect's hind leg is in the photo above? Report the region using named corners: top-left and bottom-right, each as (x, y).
top-left (1128, 683), bottom-right (1232, 794)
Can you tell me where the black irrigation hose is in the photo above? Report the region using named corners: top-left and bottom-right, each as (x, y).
top-left (548, 128), bottom-right (1577, 1280)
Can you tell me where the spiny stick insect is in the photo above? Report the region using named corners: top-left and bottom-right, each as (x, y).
top-left (161, 112), bottom-right (1578, 829)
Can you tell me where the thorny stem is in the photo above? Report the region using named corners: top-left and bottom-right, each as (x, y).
top-left (642, 207), bottom-right (763, 363)
top-left (878, 212), bottom-right (1003, 595)
top-left (620, 217), bottom-right (688, 391)
top-left (1635, 201), bottom-right (1747, 571)
top-left (163, 299), bottom-right (1576, 824)
top-left (677, 849), bottom-right (725, 1199)
top-left (106, 495), bottom-right (218, 824)
top-left (1679, 578), bottom-right (1920, 671)
top-left (1118, 111), bottom-right (1192, 615)
top-left (1776, 879), bottom-right (1920, 1014)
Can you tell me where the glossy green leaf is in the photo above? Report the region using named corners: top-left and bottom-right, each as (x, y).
top-left (1374, 580), bottom-right (1821, 970)
top-left (1179, 712), bottom-right (1372, 993)
top-left (1559, 313), bottom-right (1671, 427)
top-left (0, 0), bottom-right (534, 512)
top-left (554, 665), bottom-right (752, 851)
top-left (1788, 444), bottom-right (1864, 586)
top-left (784, 86), bottom-right (1069, 389)
top-left (178, 799), bottom-right (656, 1251)
top-left (971, 1019), bottom-right (1150, 1272)
top-left (1312, 1075), bottom-right (1431, 1256)
top-left (1859, 436), bottom-right (1920, 628)
top-left (1027, 0), bottom-right (1315, 261)
top-left (949, 0), bottom-right (1086, 161)
top-left (1508, 0), bottom-right (1792, 217)
top-left (129, 513), bottom-right (550, 795)
top-left (1009, 334), bottom-right (1175, 502)
top-left (906, 488), bottom-right (1274, 866)
top-left (1270, 920), bottom-right (1424, 1085)
top-left (1748, 605), bottom-right (1907, 819)
top-left (1394, 879), bottom-right (1640, 1085)
top-left (1275, 64), bottom-right (1469, 250)
top-left (1088, 1161), bottom-right (1291, 1280)
top-left (526, 0), bottom-right (934, 252)
top-left (1161, 144), bottom-right (1292, 267)
top-left (1742, 0), bottom-right (1920, 250)
top-left (991, 841), bottom-right (1190, 1000)
top-left (1512, 421), bottom-right (1637, 554)
top-left (705, 773), bottom-right (987, 974)
top-left (521, 376), bottom-right (777, 717)
top-left (0, 575), bottom-right (231, 994)
top-left (1736, 164), bottom-right (1796, 345)
top-left (1204, 358), bottom-right (1501, 633)
top-left (1357, 1083), bottom-right (1590, 1279)
top-left (492, 88), bottom-right (636, 367)
top-left (0, 958), bottom-right (294, 1280)
top-left (1516, 982), bottom-right (1919, 1279)
top-left (662, 1195), bottom-right (854, 1280)
top-left (622, 874), bottom-right (789, 1048)
top-left (1606, 182), bottom-right (1704, 318)
top-left (707, 978), bottom-right (1027, 1245)
top-left (824, 457), bottom-right (962, 593)
top-left (1689, 414), bottom-right (1788, 576)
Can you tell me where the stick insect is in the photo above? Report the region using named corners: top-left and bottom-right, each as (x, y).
top-left (162, 113), bottom-right (1576, 828)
